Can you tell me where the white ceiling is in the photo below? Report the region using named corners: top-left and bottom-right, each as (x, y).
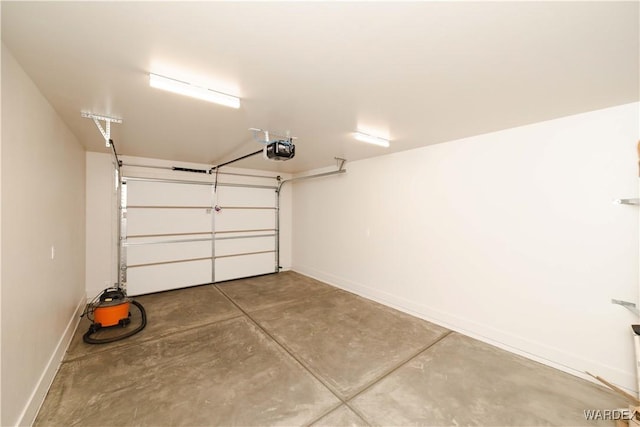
top-left (2, 1), bottom-right (638, 173)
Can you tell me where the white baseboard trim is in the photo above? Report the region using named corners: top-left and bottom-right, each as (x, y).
top-left (293, 264), bottom-right (637, 394)
top-left (16, 296), bottom-right (85, 427)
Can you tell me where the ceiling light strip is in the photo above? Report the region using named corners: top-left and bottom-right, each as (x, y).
top-left (149, 73), bottom-right (240, 109)
top-left (354, 132), bottom-right (390, 147)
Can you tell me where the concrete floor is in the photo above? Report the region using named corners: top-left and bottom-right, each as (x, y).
top-left (36, 272), bottom-right (624, 426)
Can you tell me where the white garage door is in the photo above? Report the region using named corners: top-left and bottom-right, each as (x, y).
top-left (121, 176), bottom-right (278, 296)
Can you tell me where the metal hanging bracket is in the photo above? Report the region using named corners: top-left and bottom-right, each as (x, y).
top-left (277, 157), bottom-right (347, 193)
top-left (81, 112), bottom-right (123, 147)
top-left (249, 128), bottom-right (297, 145)
top-left (613, 198), bottom-right (640, 206)
top-left (612, 299), bottom-right (640, 316)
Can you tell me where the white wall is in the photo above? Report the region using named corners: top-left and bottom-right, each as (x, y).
top-left (293, 102), bottom-right (640, 391)
top-left (1, 44), bottom-right (86, 426)
top-left (85, 153), bottom-right (293, 298)
top-left (0, 14), bottom-right (4, 425)
top-left (85, 152), bottom-right (119, 298)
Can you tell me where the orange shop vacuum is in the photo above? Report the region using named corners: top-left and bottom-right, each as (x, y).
top-left (81, 287), bottom-right (146, 344)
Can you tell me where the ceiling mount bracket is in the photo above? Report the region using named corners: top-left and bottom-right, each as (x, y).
top-left (613, 198), bottom-right (640, 206)
top-left (335, 157), bottom-right (347, 171)
top-left (249, 128), bottom-right (297, 145)
top-left (81, 112), bottom-right (123, 147)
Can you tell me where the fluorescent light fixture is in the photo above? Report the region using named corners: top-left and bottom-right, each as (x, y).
top-left (149, 73), bottom-right (240, 109)
top-left (354, 131), bottom-right (390, 147)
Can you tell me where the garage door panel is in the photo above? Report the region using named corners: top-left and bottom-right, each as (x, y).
top-left (216, 187), bottom-right (275, 207)
top-left (216, 175), bottom-right (276, 188)
top-left (215, 236), bottom-right (275, 257)
top-left (127, 209), bottom-right (212, 236)
top-left (127, 260), bottom-right (211, 296)
top-left (127, 181), bottom-right (211, 207)
top-left (215, 252), bottom-right (275, 282)
top-left (215, 230), bottom-right (273, 239)
top-left (123, 176), bottom-right (279, 294)
top-left (127, 240), bottom-right (212, 266)
top-left (214, 209), bottom-right (275, 232)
